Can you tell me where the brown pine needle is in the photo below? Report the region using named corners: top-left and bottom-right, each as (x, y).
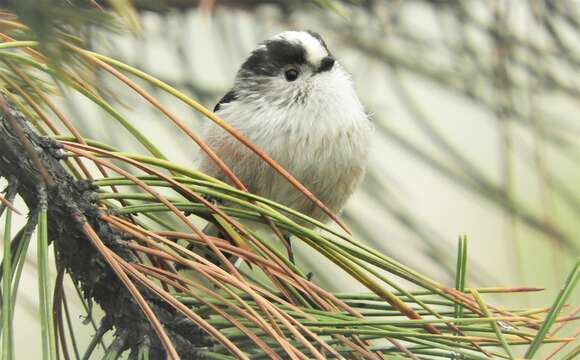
top-left (0, 193), bottom-right (21, 215)
top-left (134, 263), bottom-right (285, 360)
top-left (81, 222), bottom-right (180, 360)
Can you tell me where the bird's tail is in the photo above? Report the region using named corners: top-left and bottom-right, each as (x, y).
top-left (194, 222), bottom-right (242, 268)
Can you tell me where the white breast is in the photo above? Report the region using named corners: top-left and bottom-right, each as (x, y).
top-left (198, 63), bottom-right (372, 223)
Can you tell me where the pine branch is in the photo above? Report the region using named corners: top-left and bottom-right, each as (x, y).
top-left (0, 104), bottom-right (209, 358)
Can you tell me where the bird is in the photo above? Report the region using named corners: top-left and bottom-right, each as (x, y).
top-left (197, 30), bottom-right (372, 254)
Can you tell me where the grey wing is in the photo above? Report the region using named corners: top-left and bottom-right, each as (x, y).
top-left (198, 89), bottom-right (240, 182)
top-left (213, 89), bottom-right (237, 112)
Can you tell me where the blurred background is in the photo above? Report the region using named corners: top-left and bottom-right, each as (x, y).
top-left (5, 0), bottom-right (580, 357)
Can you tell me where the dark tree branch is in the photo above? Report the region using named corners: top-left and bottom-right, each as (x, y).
top-left (0, 106), bottom-right (208, 359)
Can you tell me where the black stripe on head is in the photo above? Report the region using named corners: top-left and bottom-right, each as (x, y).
top-left (240, 39), bottom-right (306, 77)
top-left (306, 30), bottom-right (330, 53)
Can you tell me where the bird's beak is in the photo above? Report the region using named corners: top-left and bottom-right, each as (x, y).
top-left (317, 56), bottom-right (335, 73)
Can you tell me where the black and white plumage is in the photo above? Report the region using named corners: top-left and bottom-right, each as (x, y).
top-left (199, 30), bottom-right (372, 224)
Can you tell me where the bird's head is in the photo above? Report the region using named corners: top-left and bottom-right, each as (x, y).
top-left (234, 30), bottom-right (352, 109)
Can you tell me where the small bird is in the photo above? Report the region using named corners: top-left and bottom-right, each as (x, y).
top-left (198, 30), bottom-right (372, 230)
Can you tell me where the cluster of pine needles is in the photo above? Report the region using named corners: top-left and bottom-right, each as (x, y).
top-left (0, 6), bottom-right (578, 360)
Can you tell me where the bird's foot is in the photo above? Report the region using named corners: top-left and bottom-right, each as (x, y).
top-left (282, 233), bottom-right (295, 264)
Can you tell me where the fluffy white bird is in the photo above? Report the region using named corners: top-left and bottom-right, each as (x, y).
top-left (198, 30), bottom-right (372, 226)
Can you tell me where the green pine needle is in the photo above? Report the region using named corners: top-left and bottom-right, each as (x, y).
top-left (525, 259), bottom-right (580, 358)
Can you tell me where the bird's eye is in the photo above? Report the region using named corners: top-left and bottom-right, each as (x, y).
top-left (284, 68), bottom-right (299, 81)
